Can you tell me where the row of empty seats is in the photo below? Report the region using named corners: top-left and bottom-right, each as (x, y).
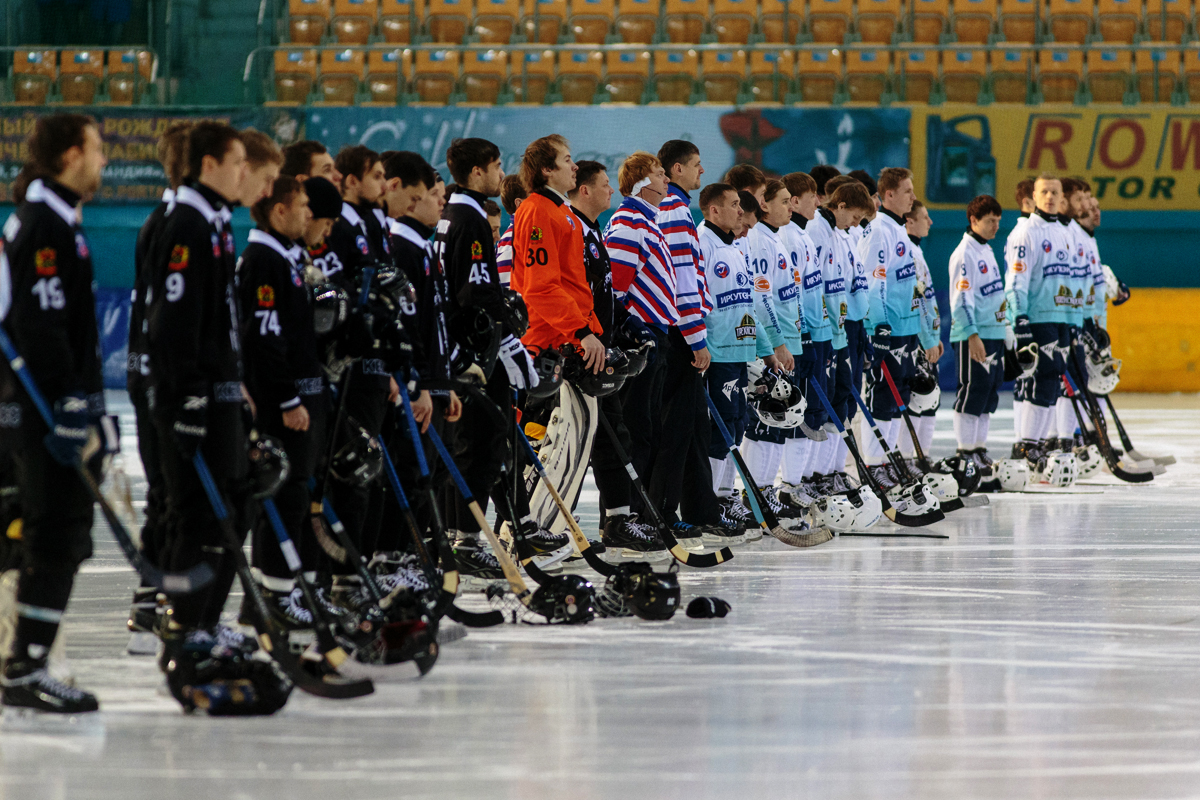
top-left (263, 44), bottom-right (1200, 104)
top-left (7, 49), bottom-right (157, 105)
top-left (283, 0), bottom-right (1197, 48)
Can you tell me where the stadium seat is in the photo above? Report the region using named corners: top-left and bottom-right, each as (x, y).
top-left (910, 0), bottom-right (950, 43)
top-left (616, 0), bottom-right (659, 43)
top-left (1182, 46), bottom-right (1200, 100)
top-left (107, 49), bottom-right (154, 104)
top-left (366, 48), bottom-right (410, 103)
top-left (1145, 0), bottom-right (1188, 42)
top-left (288, 0), bottom-right (331, 44)
top-left (653, 49), bottom-right (698, 102)
top-left (748, 49), bottom-right (794, 101)
top-left (1085, 48), bottom-right (1132, 101)
top-left (701, 49), bottom-right (747, 102)
top-left (1096, 0), bottom-right (1139, 42)
top-left (942, 47), bottom-right (987, 102)
top-left (317, 48), bottom-right (364, 104)
top-left (953, 0), bottom-right (997, 43)
top-left (12, 50), bottom-right (56, 105)
top-left (664, 0), bottom-right (707, 43)
top-left (379, 0), bottom-right (418, 42)
top-left (896, 48), bottom-right (937, 102)
top-left (427, 0), bottom-right (470, 42)
top-left (473, 0), bottom-right (521, 42)
top-left (1134, 44), bottom-right (1179, 102)
top-left (557, 49), bottom-right (604, 102)
top-left (712, 0), bottom-right (755, 43)
top-left (461, 49), bottom-right (509, 102)
top-left (796, 47), bottom-right (843, 102)
top-left (604, 49), bottom-right (651, 102)
top-left (760, 0), bottom-right (803, 43)
top-left (1038, 48), bottom-right (1083, 100)
top-left (523, 0), bottom-right (567, 42)
top-left (857, 0), bottom-right (901, 43)
top-left (808, 0), bottom-right (853, 43)
top-left (1047, 0), bottom-right (1093, 43)
top-left (272, 49), bottom-right (317, 103)
top-left (412, 48), bottom-right (460, 102)
top-left (59, 50), bottom-right (104, 105)
top-left (332, 0), bottom-right (376, 43)
top-left (991, 47), bottom-right (1033, 101)
top-left (845, 48), bottom-right (890, 101)
top-left (571, 0), bottom-right (616, 43)
top-left (509, 49), bottom-right (555, 102)
top-left (999, 0), bottom-right (1040, 43)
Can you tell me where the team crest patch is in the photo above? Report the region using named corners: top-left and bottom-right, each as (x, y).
top-left (896, 242), bottom-right (906, 257)
top-left (34, 247), bottom-right (56, 276)
top-left (590, 243), bottom-right (600, 259)
top-left (777, 255), bottom-right (787, 271)
top-left (257, 285), bottom-right (275, 308)
top-left (978, 260), bottom-right (988, 274)
top-left (735, 314), bottom-right (756, 340)
top-left (714, 261), bottom-right (730, 279)
top-left (169, 244), bottom-right (189, 271)
top-left (211, 233), bottom-right (221, 258)
top-left (356, 234), bottom-right (369, 255)
top-left (75, 233), bottom-right (89, 260)
top-left (471, 240), bottom-right (483, 260)
top-left (565, 215), bottom-right (575, 230)
top-left (223, 231), bottom-right (234, 254)
top-left (530, 227), bottom-right (543, 241)
top-left (735, 271), bottom-right (748, 286)
top-left (1042, 240), bottom-right (1052, 253)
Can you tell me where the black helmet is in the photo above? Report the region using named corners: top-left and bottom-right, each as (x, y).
top-left (503, 288), bottom-right (529, 338)
top-left (932, 454), bottom-right (981, 497)
top-left (247, 430), bottom-right (290, 499)
top-left (909, 356), bottom-right (939, 396)
top-left (625, 562), bottom-right (680, 621)
top-left (365, 618), bottom-right (439, 675)
top-left (448, 306), bottom-right (500, 378)
top-left (526, 347), bottom-right (565, 400)
top-left (530, 573), bottom-right (595, 624)
top-left (375, 262), bottom-right (417, 313)
top-left (331, 419), bottom-right (383, 487)
top-left (621, 341), bottom-right (653, 378)
top-left (311, 282), bottom-right (350, 336)
top-left (595, 572), bottom-right (634, 618)
top-left (566, 347), bottom-right (630, 397)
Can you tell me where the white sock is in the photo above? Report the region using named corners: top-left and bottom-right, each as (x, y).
top-left (719, 458), bottom-right (737, 498)
top-left (741, 438), bottom-right (782, 487)
top-left (606, 505), bottom-right (631, 517)
top-left (833, 437), bottom-right (848, 474)
top-left (1020, 403), bottom-right (1043, 441)
top-left (897, 418), bottom-right (915, 457)
top-left (954, 412), bottom-right (980, 451)
top-left (862, 419), bottom-right (886, 465)
top-left (1013, 400), bottom-right (1027, 442)
top-left (974, 413), bottom-right (990, 450)
top-left (709, 457), bottom-right (727, 494)
top-left (918, 415), bottom-right (937, 454)
top-left (1039, 404), bottom-right (1058, 441)
top-left (781, 438), bottom-right (811, 484)
top-left (881, 418), bottom-right (902, 450)
top-left (1056, 397), bottom-right (1077, 441)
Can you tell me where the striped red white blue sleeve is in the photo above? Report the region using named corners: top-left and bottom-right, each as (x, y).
top-left (603, 198), bottom-right (679, 327)
top-left (495, 223), bottom-right (514, 287)
top-left (658, 193), bottom-right (708, 349)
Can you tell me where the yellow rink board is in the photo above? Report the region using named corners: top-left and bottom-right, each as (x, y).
top-left (1108, 289), bottom-right (1200, 392)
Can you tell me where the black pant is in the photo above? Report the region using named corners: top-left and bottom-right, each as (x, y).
top-left (1014, 321), bottom-right (1069, 408)
top-left (132, 387), bottom-right (166, 573)
top-left (618, 326), bottom-right (668, 517)
top-left (953, 338), bottom-right (1005, 416)
top-left (444, 370), bottom-right (522, 534)
top-left (327, 368), bottom-right (389, 573)
top-left (591, 390), bottom-right (632, 517)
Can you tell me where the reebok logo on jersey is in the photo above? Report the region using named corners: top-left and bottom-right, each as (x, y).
top-left (34, 248), bottom-right (56, 276)
top-left (169, 245), bottom-right (189, 271)
top-left (735, 314), bottom-right (756, 340)
top-left (714, 261), bottom-right (730, 279)
top-left (256, 285), bottom-right (275, 307)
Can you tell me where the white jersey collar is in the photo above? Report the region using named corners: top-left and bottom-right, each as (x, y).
top-left (175, 185), bottom-right (231, 229)
top-left (394, 220), bottom-right (432, 251)
top-left (340, 202), bottom-right (365, 230)
top-left (24, 179), bottom-right (78, 227)
top-left (448, 192), bottom-right (487, 219)
top-left (247, 228), bottom-right (303, 266)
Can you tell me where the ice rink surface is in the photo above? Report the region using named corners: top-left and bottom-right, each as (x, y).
top-left (4, 390), bottom-right (1200, 800)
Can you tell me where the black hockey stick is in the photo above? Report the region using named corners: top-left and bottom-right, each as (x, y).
top-left (0, 328), bottom-right (214, 594)
top-left (1102, 394), bottom-right (1175, 466)
top-left (1061, 370), bottom-right (1154, 483)
top-left (880, 360), bottom-right (933, 473)
top-left (703, 390), bottom-right (834, 548)
top-left (838, 531), bottom-right (949, 539)
top-left (809, 378), bottom-right (945, 527)
top-left (596, 408), bottom-right (735, 568)
top-left (192, 453), bottom-right (374, 699)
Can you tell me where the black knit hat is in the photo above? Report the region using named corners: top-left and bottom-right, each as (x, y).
top-left (304, 177), bottom-right (343, 220)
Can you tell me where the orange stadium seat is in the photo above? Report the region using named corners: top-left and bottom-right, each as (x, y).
top-left (954, 0), bottom-right (997, 42)
top-left (59, 50), bottom-right (104, 105)
top-left (991, 46), bottom-right (1033, 100)
top-left (379, 0), bottom-right (418, 42)
top-left (712, 0), bottom-right (755, 43)
top-left (461, 49), bottom-right (508, 102)
top-left (845, 48), bottom-right (890, 102)
top-left (910, 0), bottom-right (950, 43)
top-left (808, 0), bottom-right (853, 42)
top-left (571, 0), bottom-right (616, 43)
top-left (796, 47), bottom-right (843, 102)
top-left (664, 0), bottom-right (707, 43)
top-left (1047, 0), bottom-right (1093, 43)
top-left (760, 0), bottom-right (803, 43)
top-left (653, 49), bottom-right (698, 102)
top-left (1086, 48), bottom-right (1131, 101)
top-left (317, 48), bottom-right (364, 104)
top-left (473, 0), bottom-right (521, 42)
top-left (107, 49), bottom-right (154, 104)
top-left (509, 49), bottom-right (555, 102)
top-left (748, 49), bottom-right (794, 101)
top-left (616, 0), bottom-right (659, 43)
top-left (289, 0), bottom-right (331, 43)
top-left (427, 0), bottom-right (471, 42)
top-left (557, 49), bottom-right (604, 102)
top-left (12, 50), bottom-right (56, 105)
top-left (1038, 48), bottom-right (1082, 100)
top-left (857, 0), bottom-right (901, 43)
top-left (1145, 0), bottom-right (1188, 42)
top-left (1134, 44), bottom-right (1179, 102)
top-left (702, 49), bottom-right (747, 102)
top-left (942, 47), bottom-right (987, 102)
top-left (332, 0), bottom-right (377, 43)
top-left (604, 49), bottom-right (650, 102)
top-left (523, 0), bottom-right (567, 42)
top-left (1182, 46), bottom-right (1200, 100)
top-left (412, 48), bottom-right (460, 102)
top-left (896, 48), bottom-right (937, 101)
top-left (366, 48), bottom-right (410, 103)
top-left (999, 0), bottom-right (1039, 42)
top-left (273, 49), bottom-right (317, 104)
top-left (1096, 0), bottom-right (1139, 41)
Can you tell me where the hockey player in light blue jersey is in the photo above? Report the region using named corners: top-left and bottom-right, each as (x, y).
top-left (1054, 177), bottom-right (1095, 459)
top-left (901, 200), bottom-right (945, 470)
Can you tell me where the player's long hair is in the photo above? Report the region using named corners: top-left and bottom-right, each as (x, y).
top-left (14, 113), bottom-right (96, 204)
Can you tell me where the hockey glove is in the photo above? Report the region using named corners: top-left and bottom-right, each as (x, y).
top-left (44, 394), bottom-right (90, 466)
top-left (498, 334), bottom-right (540, 391)
top-left (871, 324), bottom-right (892, 367)
top-left (1014, 315), bottom-right (1033, 354)
top-left (1004, 325), bottom-right (1017, 351)
top-left (173, 396), bottom-right (209, 459)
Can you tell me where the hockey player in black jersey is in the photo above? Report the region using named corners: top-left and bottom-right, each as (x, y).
top-left (0, 114), bottom-right (107, 714)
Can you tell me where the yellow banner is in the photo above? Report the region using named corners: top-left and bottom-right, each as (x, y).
top-left (911, 105), bottom-right (1200, 211)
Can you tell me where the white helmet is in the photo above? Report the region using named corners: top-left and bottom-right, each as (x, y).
top-left (887, 481), bottom-right (940, 515)
top-left (811, 489), bottom-right (882, 532)
top-left (1086, 353), bottom-right (1121, 395)
top-left (1102, 263), bottom-right (1121, 302)
top-left (1074, 444), bottom-right (1103, 479)
top-left (745, 359), bottom-right (806, 429)
top-left (907, 358), bottom-right (940, 414)
top-left (993, 459), bottom-right (1029, 491)
top-left (1037, 452), bottom-right (1078, 487)
top-left (921, 471), bottom-right (959, 502)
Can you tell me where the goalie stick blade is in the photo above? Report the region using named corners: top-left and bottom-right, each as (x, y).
top-left (1104, 459), bottom-right (1156, 483)
top-left (939, 498), bottom-right (965, 513)
top-left (770, 525), bottom-right (833, 548)
top-left (961, 495), bottom-right (990, 508)
top-left (1127, 450), bottom-right (1175, 467)
top-left (838, 531), bottom-right (950, 539)
top-left (444, 603), bottom-right (505, 628)
top-left (883, 505), bottom-right (946, 528)
top-left (256, 630), bottom-right (376, 700)
top-left (800, 422), bottom-right (828, 442)
top-left (666, 543), bottom-right (734, 568)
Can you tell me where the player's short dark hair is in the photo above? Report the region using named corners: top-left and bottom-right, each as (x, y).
top-left (520, 134), bottom-right (568, 192)
top-left (827, 181), bottom-right (874, 212)
top-left (499, 173), bottom-right (527, 214)
top-left (484, 199), bottom-right (501, 217)
top-left (572, 160), bottom-right (607, 195)
top-left (251, 174), bottom-right (303, 228)
top-left (446, 137), bottom-right (501, 185)
top-left (699, 182), bottom-right (735, 210)
top-left (157, 121), bottom-right (193, 190)
top-left (782, 172), bottom-right (817, 199)
top-left (384, 150), bottom-right (436, 189)
top-left (738, 190), bottom-right (762, 220)
top-left (966, 194), bottom-right (1002, 221)
top-left (824, 174), bottom-right (859, 194)
top-left (281, 140), bottom-right (327, 178)
top-left (877, 167), bottom-right (913, 196)
top-left (904, 198), bottom-right (927, 223)
top-left (809, 164), bottom-right (841, 195)
top-left (724, 163), bottom-right (765, 192)
top-left (848, 169), bottom-right (878, 196)
top-left (14, 112), bottom-right (96, 204)
top-left (334, 144), bottom-right (380, 188)
top-left (763, 179), bottom-right (787, 203)
top-left (1015, 177), bottom-right (1035, 206)
top-left (1060, 177), bottom-right (1087, 198)
top-left (240, 128), bottom-right (283, 168)
top-left (658, 140), bottom-right (700, 179)
top-left (186, 121), bottom-right (243, 182)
